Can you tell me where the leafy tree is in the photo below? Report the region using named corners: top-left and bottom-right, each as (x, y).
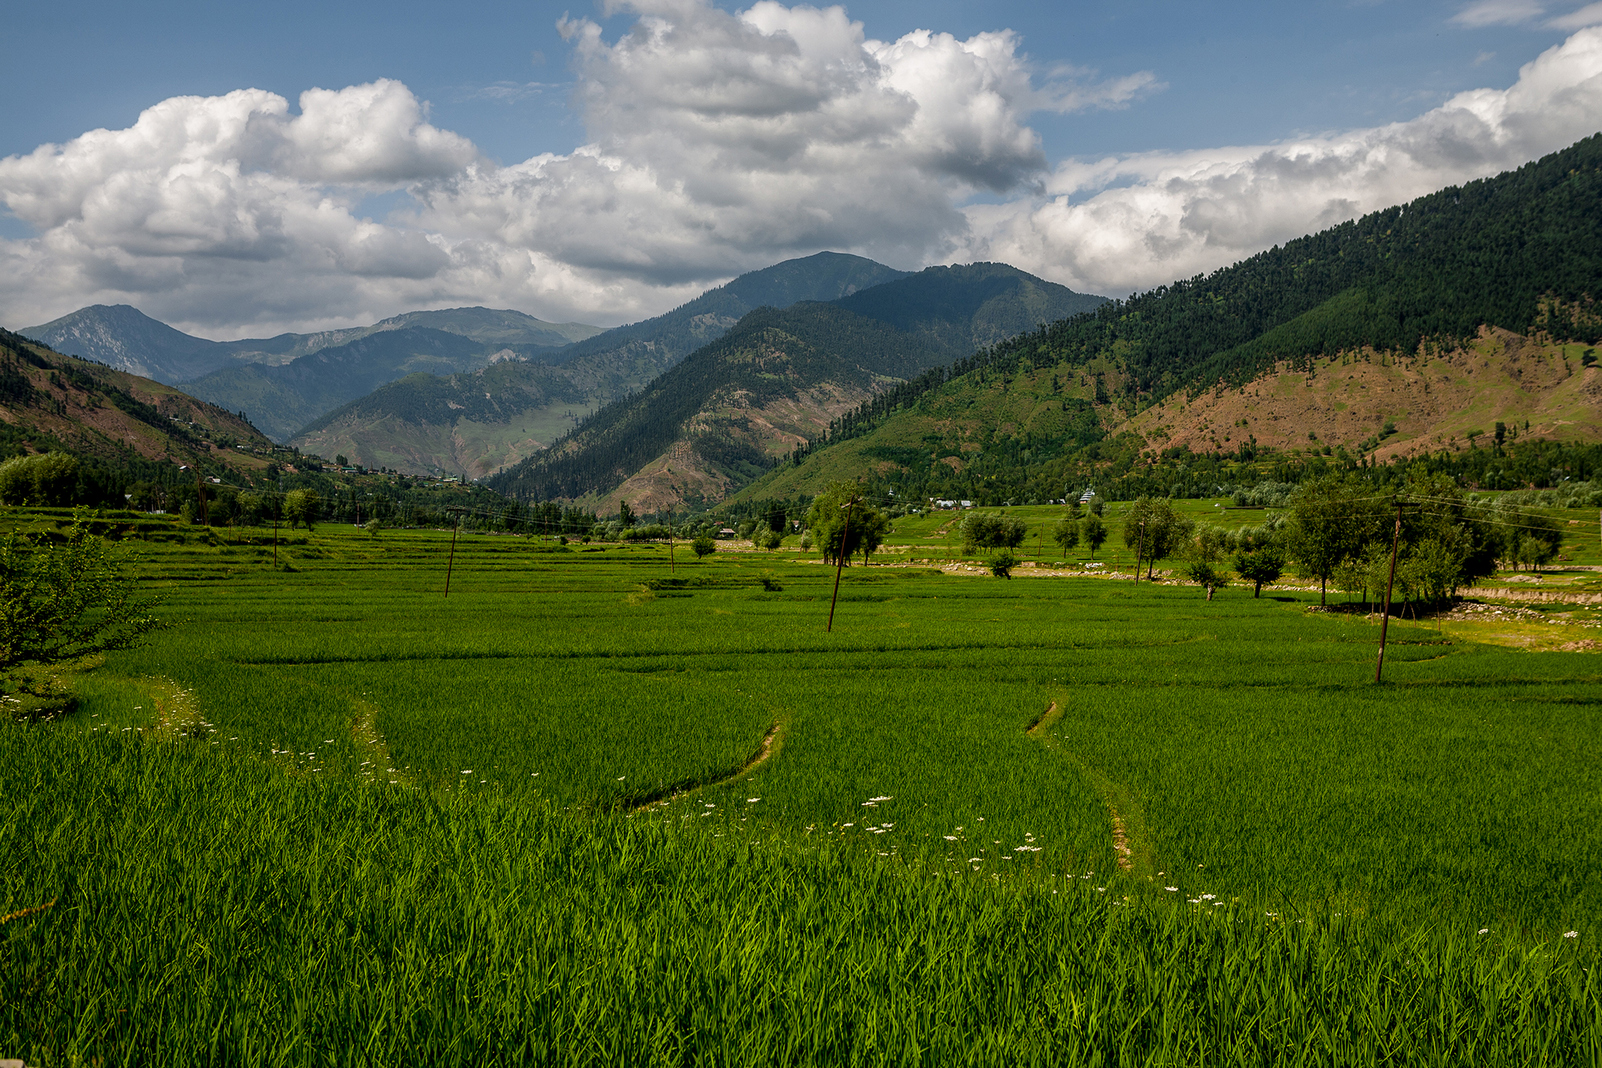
top-left (1286, 476), bottom-right (1385, 605)
top-left (1400, 536), bottom-right (1469, 606)
top-left (283, 489), bottom-right (321, 530)
top-left (805, 482), bottom-right (885, 566)
top-left (1, 510), bottom-right (163, 681)
top-left (1051, 516), bottom-right (1080, 555)
top-left (1123, 497), bottom-right (1194, 578)
top-left (1477, 497), bottom-right (1563, 571)
top-left (1233, 548), bottom-right (1285, 598)
top-left (1081, 514), bottom-right (1108, 559)
top-left (960, 512), bottom-right (1027, 553)
top-left (990, 549), bottom-right (1019, 579)
top-left (853, 509), bottom-right (890, 564)
top-left (691, 536), bottom-right (716, 559)
top-left (1186, 524), bottom-right (1229, 564)
top-left (1183, 560), bottom-right (1228, 593)
top-left (619, 500), bottom-right (636, 528)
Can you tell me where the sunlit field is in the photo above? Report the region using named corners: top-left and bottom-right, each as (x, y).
top-left (3, 514), bottom-right (1599, 1064)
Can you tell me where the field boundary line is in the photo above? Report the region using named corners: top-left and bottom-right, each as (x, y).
top-left (1026, 698), bottom-right (1141, 874)
top-left (631, 721), bottom-right (783, 812)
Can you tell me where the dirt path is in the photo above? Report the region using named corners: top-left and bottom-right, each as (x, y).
top-left (632, 721), bottom-right (782, 811)
top-left (350, 696), bottom-right (410, 787)
top-left (1026, 700), bottom-right (1136, 872)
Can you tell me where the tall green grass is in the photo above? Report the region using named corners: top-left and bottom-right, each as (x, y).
top-left (4, 727), bottom-right (1596, 1066)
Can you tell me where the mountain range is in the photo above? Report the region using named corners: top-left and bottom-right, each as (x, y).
top-left (290, 252), bottom-right (924, 475)
top-left (21, 304), bottom-right (602, 387)
top-left (487, 261), bottom-right (1106, 510)
top-left (725, 134), bottom-right (1602, 508)
top-left (12, 134), bottom-right (1602, 516)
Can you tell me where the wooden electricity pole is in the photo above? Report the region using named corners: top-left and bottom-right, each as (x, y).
top-left (1374, 500), bottom-right (1403, 683)
top-left (444, 512), bottom-right (461, 598)
top-left (194, 469), bottom-right (209, 526)
top-left (826, 492), bottom-right (859, 633)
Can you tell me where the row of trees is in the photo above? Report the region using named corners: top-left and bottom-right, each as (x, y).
top-left (1120, 474), bottom-right (1566, 605)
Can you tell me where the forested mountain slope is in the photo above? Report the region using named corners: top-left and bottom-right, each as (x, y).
top-left (20, 305), bottom-right (239, 384)
top-left (488, 264), bottom-right (1108, 510)
top-left (541, 252), bottom-right (910, 371)
top-left (832, 262), bottom-right (1105, 352)
top-left (294, 358), bottom-right (617, 480)
top-left (733, 134), bottom-right (1602, 507)
top-left (486, 304), bottom-right (932, 510)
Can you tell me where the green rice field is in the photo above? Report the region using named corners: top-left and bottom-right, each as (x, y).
top-left (3, 513), bottom-right (1600, 1064)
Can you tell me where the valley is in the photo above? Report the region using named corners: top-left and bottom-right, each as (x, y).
top-left (5, 133), bottom-right (1602, 1066)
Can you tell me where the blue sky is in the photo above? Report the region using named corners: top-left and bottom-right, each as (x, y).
top-left (4, 2), bottom-right (1573, 163)
top-left (2, 0), bottom-right (1600, 335)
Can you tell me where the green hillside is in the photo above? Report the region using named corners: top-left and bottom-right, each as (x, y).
top-left (544, 251), bottom-right (910, 370)
top-left (736, 134), bottom-right (1602, 507)
top-left (286, 253), bottom-right (915, 475)
top-left (295, 360), bottom-right (599, 480)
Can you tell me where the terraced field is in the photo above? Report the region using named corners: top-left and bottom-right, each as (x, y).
top-left (3, 516), bottom-right (1599, 1064)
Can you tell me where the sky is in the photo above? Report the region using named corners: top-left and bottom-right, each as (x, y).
top-left (2, 0), bottom-right (1601, 338)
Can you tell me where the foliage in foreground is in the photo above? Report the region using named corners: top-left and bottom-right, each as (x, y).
top-left (0, 510), bottom-right (161, 681)
top-left (2, 727), bottom-right (1597, 1067)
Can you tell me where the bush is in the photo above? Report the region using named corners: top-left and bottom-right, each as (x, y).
top-left (0, 451), bottom-right (79, 506)
top-left (692, 536), bottom-right (716, 560)
top-left (989, 550), bottom-right (1019, 579)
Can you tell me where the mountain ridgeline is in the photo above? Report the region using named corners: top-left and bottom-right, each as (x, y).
top-left (287, 253), bottom-right (920, 473)
top-left (488, 262), bottom-right (1107, 507)
top-left (22, 305), bottom-right (603, 387)
top-left (733, 134), bottom-right (1602, 509)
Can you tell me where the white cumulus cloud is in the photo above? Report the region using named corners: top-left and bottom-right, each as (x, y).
top-left (958, 28), bottom-right (1602, 298)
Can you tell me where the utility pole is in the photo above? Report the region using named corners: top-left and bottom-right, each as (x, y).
top-left (826, 491), bottom-right (859, 633)
top-left (194, 468), bottom-right (209, 526)
top-left (667, 511), bottom-right (675, 574)
top-left (272, 501), bottom-right (279, 569)
top-left (1374, 499), bottom-right (1403, 683)
top-left (1133, 521), bottom-right (1146, 586)
top-left (444, 512), bottom-right (461, 598)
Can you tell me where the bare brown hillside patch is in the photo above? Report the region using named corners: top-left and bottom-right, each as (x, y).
top-left (1130, 328), bottom-right (1602, 460)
